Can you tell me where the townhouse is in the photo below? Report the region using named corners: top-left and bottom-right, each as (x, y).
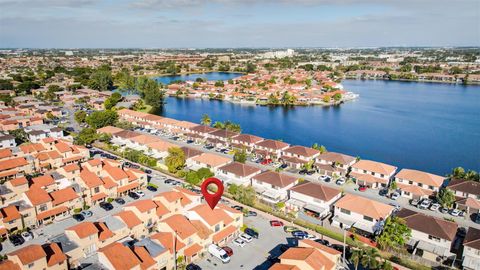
top-left (447, 179), bottom-right (480, 215)
top-left (0, 243), bottom-right (68, 270)
top-left (0, 133), bottom-right (15, 148)
top-left (231, 133), bottom-right (264, 151)
top-left (270, 240), bottom-right (340, 270)
top-left (187, 152), bottom-right (231, 173)
top-left (287, 181), bottom-right (342, 219)
top-left (251, 170), bottom-right (298, 204)
top-left (217, 161), bottom-right (262, 186)
top-left (462, 227), bottom-right (480, 270)
top-left (394, 169), bottom-right (445, 200)
top-left (332, 194), bottom-right (394, 235)
top-left (281, 145), bottom-right (320, 169)
top-left (0, 157), bottom-right (31, 181)
top-left (350, 159), bottom-right (397, 189)
top-left (315, 152), bottom-right (357, 177)
top-left (254, 139), bottom-right (290, 159)
top-left (397, 209), bottom-right (458, 262)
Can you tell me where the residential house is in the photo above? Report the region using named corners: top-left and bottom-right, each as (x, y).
top-left (217, 161), bottom-right (262, 186)
top-left (0, 133), bottom-right (16, 148)
top-left (187, 152), bottom-right (231, 173)
top-left (281, 146), bottom-right (320, 169)
top-left (462, 227), bottom-right (480, 270)
top-left (1, 243), bottom-right (68, 270)
top-left (254, 139), bottom-right (289, 159)
top-left (287, 181), bottom-right (342, 219)
top-left (350, 160), bottom-right (397, 189)
top-left (394, 169), bottom-right (445, 200)
top-left (251, 171), bottom-right (298, 204)
top-left (230, 134), bottom-right (264, 151)
top-left (315, 152), bottom-right (357, 177)
top-left (447, 179), bottom-right (480, 215)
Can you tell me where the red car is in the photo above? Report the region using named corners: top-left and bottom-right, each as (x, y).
top-left (261, 159), bottom-right (272, 165)
top-left (270, 220), bottom-right (284, 227)
top-left (358, 185), bottom-right (368, 192)
top-left (222, 246), bottom-right (233, 256)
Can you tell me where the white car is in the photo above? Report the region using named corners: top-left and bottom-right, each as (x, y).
top-left (450, 209), bottom-right (462, 217)
top-left (390, 192), bottom-right (400, 200)
top-left (418, 199), bottom-right (431, 209)
top-left (134, 191), bottom-right (145, 197)
top-left (21, 232), bottom-right (33, 241)
top-left (336, 178), bottom-right (346, 185)
top-left (305, 233), bottom-right (316, 240)
top-left (233, 238), bottom-right (246, 247)
top-left (318, 175), bottom-right (329, 181)
top-left (429, 203), bottom-right (440, 211)
top-left (239, 233), bottom-right (253, 243)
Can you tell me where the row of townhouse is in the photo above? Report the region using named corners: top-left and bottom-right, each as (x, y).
top-left (0, 188), bottom-right (243, 270)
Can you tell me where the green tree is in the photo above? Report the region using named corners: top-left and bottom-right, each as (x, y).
top-left (74, 128), bottom-right (98, 145)
top-left (104, 92), bottom-right (122, 110)
top-left (322, 95), bottom-right (331, 103)
top-left (246, 62), bottom-right (256, 73)
top-left (116, 68), bottom-right (136, 92)
top-left (74, 111), bottom-right (87, 124)
top-left (350, 248), bottom-right (365, 270)
top-left (312, 143), bottom-right (327, 154)
top-left (89, 66), bottom-right (113, 91)
top-left (201, 114), bottom-right (211, 126)
top-left (450, 167), bottom-right (465, 179)
top-left (361, 248), bottom-right (380, 270)
top-left (377, 216), bottom-right (411, 252)
top-left (381, 260), bottom-right (394, 270)
top-left (437, 188), bottom-right (455, 208)
top-left (9, 129), bottom-right (28, 144)
top-left (197, 167), bottom-right (214, 180)
top-left (333, 93), bottom-right (342, 102)
top-left (142, 79), bottom-right (164, 109)
top-left (85, 110), bottom-right (119, 129)
top-left (389, 180), bottom-right (398, 191)
top-left (233, 149), bottom-right (247, 163)
top-left (165, 147), bottom-right (186, 173)
top-left (213, 121), bottom-right (225, 129)
top-left (214, 80), bottom-right (224, 87)
top-left (47, 84), bottom-right (62, 93)
top-left (185, 170), bottom-right (201, 185)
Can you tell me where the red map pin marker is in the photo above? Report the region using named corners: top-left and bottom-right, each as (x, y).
top-left (201, 177), bottom-right (224, 210)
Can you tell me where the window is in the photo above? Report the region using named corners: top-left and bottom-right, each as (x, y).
top-left (215, 224), bottom-right (220, 232)
top-left (27, 263), bottom-right (34, 268)
top-left (428, 235), bottom-right (441, 242)
top-left (429, 185), bottom-right (434, 190)
top-left (39, 204), bottom-right (48, 212)
top-left (363, 216), bottom-right (373, 222)
top-left (94, 187), bottom-right (100, 193)
top-left (380, 174), bottom-right (384, 178)
top-left (340, 208), bottom-right (350, 215)
top-left (408, 180), bottom-right (413, 185)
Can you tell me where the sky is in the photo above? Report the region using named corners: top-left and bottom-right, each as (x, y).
top-left (0, 0), bottom-right (479, 48)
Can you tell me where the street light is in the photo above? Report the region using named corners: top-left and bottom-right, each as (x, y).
top-left (173, 230), bottom-right (178, 270)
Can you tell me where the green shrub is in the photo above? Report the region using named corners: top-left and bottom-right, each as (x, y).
top-left (107, 198), bottom-right (114, 203)
top-left (73, 208), bottom-right (82, 214)
top-left (148, 183), bottom-right (158, 189)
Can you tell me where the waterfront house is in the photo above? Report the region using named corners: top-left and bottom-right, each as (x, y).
top-left (286, 181), bottom-right (342, 219)
top-left (315, 152), bottom-right (357, 177)
top-left (332, 194), bottom-right (394, 235)
top-left (187, 152), bottom-right (231, 173)
top-left (190, 125), bottom-right (218, 140)
top-left (181, 146), bottom-right (203, 159)
top-left (397, 209), bottom-right (457, 263)
top-left (394, 169), bottom-right (445, 200)
top-left (281, 145), bottom-right (320, 169)
top-left (462, 227), bottom-right (480, 270)
top-left (251, 171), bottom-right (298, 204)
top-left (231, 134), bottom-right (264, 151)
top-left (254, 139), bottom-right (290, 160)
top-left (350, 160), bottom-right (397, 189)
top-left (217, 161), bottom-right (262, 186)
top-left (208, 129), bottom-right (239, 143)
top-left (447, 179), bottom-right (480, 216)
top-left (111, 130), bottom-right (141, 147)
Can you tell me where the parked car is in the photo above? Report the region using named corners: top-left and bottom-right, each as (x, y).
top-left (336, 178), bottom-right (346, 185)
top-left (378, 188), bottom-right (389, 196)
top-left (270, 220), bottom-right (284, 227)
top-left (128, 192), bottom-right (140, 200)
top-left (440, 207), bottom-right (449, 214)
top-left (222, 246), bottom-right (233, 256)
top-left (418, 199), bottom-right (431, 210)
top-left (144, 169), bottom-right (152, 174)
top-left (186, 264), bottom-right (201, 270)
top-left (390, 192), bottom-right (400, 200)
top-left (429, 203), bottom-right (440, 211)
top-left (21, 232), bottom-right (33, 241)
top-left (232, 205), bottom-right (243, 211)
top-left (73, 214), bottom-right (85, 222)
top-left (279, 163), bottom-right (288, 169)
top-left (318, 175), bottom-right (329, 181)
top-left (300, 169), bottom-right (315, 175)
top-left (208, 244), bottom-right (231, 263)
top-left (81, 210), bottom-right (93, 218)
top-left (314, 239), bottom-right (330, 246)
top-left (283, 226), bottom-right (298, 233)
top-left (244, 228), bottom-right (259, 239)
top-left (164, 179), bottom-right (174, 184)
top-left (450, 208), bottom-right (462, 217)
top-left (267, 254), bottom-right (280, 264)
top-left (244, 210), bottom-right (257, 217)
top-left (410, 198), bottom-right (420, 207)
top-left (9, 235), bottom-right (24, 246)
top-left (99, 202), bottom-right (114, 211)
top-left (291, 230), bottom-right (308, 239)
top-left (474, 213), bottom-right (480, 224)
top-left (358, 185), bottom-right (368, 192)
top-left (186, 139), bottom-right (194, 144)
top-left (115, 198), bottom-right (126, 205)
top-left (239, 233), bottom-right (253, 243)
top-left (261, 158), bottom-right (273, 165)
top-left (389, 203), bottom-right (401, 212)
top-left (233, 238), bottom-right (246, 247)
top-left (146, 185), bottom-right (158, 192)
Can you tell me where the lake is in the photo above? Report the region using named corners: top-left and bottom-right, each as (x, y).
top-left (155, 74), bottom-right (480, 175)
top-left (155, 72), bottom-right (243, 85)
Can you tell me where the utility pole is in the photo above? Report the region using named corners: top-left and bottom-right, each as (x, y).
top-left (173, 230), bottom-right (177, 270)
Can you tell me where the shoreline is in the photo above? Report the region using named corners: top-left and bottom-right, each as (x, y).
top-left (147, 70), bottom-right (246, 79)
top-left (344, 77), bottom-right (480, 85)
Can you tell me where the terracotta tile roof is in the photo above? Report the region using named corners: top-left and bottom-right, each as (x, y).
top-left (190, 204), bottom-right (234, 226)
top-left (190, 125), bottom-right (217, 134)
top-left (283, 145), bottom-right (319, 158)
top-left (397, 183), bottom-right (434, 197)
top-left (36, 206), bottom-right (68, 221)
top-left (269, 263), bottom-right (301, 270)
top-left (219, 161), bottom-right (261, 177)
top-left (163, 214), bottom-right (197, 240)
top-left (190, 220), bottom-right (213, 240)
top-left (19, 143), bottom-right (45, 154)
top-left (86, 158), bottom-right (103, 167)
top-left (191, 153), bottom-right (231, 167)
top-left (114, 210), bottom-right (142, 228)
top-left (464, 227), bottom-right (480, 250)
top-left (0, 157), bottom-right (27, 171)
top-left (9, 244), bottom-right (47, 265)
top-left (0, 205), bottom-right (21, 222)
top-left (91, 192), bottom-right (107, 202)
top-left (209, 129), bottom-right (239, 139)
top-left (117, 181), bottom-right (139, 193)
top-left (155, 190), bottom-right (183, 202)
top-left (279, 247), bottom-right (333, 270)
top-left (25, 187), bottom-right (51, 206)
top-left (127, 199), bottom-right (157, 213)
top-left (352, 160), bottom-right (397, 175)
top-left (97, 126), bottom-right (124, 135)
top-left (154, 201), bottom-right (170, 217)
top-left (133, 246), bottom-right (156, 270)
top-left (253, 171), bottom-right (297, 188)
top-left (43, 243), bottom-right (67, 267)
top-left (150, 232), bottom-right (185, 254)
top-left (317, 152), bottom-right (356, 165)
top-left (54, 142), bottom-right (72, 153)
top-left (80, 169), bottom-right (103, 188)
top-left (146, 140), bottom-right (177, 152)
top-left (395, 169), bottom-right (444, 187)
top-left (99, 243), bottom-right (141, 270)
top-left (212, 225), bottom-right (237, 243)
top-left (104, 164), bottom-right (128, 181)
top-left (0, 148), bottom-right (12, 159)
top-left (63, 163), bottom-right (80, 172)
top-left (95, 222), bottom-right (115, 241)
top-left (66, 222), bottom-right (99, 239)
top-left (36, 150), bottom-right (62, 161)
top-left (50, 187), bottom-right (79, 206)
top-left (9, 176), bottom-right (27, 187)
top-left (125, 169), bottom-right (139, 182)
top-left (114, 130), bottom-right (142, 139)
top-left (255, 139), bottom-right (289, 150)
top-left (447, 179), bottom-right (480, 196)
top-left (181, 146), bottom-right (203, 159)
top-left (0, 260), bottom-right (20, 270)
top-left (335, 194), bottom-right (394, 220)
top-left (101, 176), bottom-right (118, 189)
top-left (350, 172), bottom-right (389, 185)
top-left (290, 181), bottom-right (340, 201)
top-left (397, 209), bottom-right (458, 241)
top-left (299, 239), bottom-right (342, 255)
top-left (31, 175), bottom-right (55, 188)
top-left (232, 134), bottom-right (264, 144)
top-left (184, 243), bottom-right (203, 257)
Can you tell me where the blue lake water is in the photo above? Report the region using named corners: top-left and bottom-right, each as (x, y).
top-left (155, 74), bottom-right (480, 175)
top-left (155, 72), bottom-right (243, 85)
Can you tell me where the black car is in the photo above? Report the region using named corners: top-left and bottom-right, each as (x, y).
top-left (128, 192), bottom-right (140, 200)
top-left (378, 188), bottom-right (389, 196)
top-left (186, 264), bottom-right (202, 270)
top-left (147, 185), bottom-right (158, 192)
top-left (145, 169), bottom-right (152, 174)
top-left (186, 140), bottom-right (194, 144)
top-left (299, 169), bottom-right (307, 175)
top-left (164, 179), bottom-right (173, 184)
top-left (244, 228), bottom-right (259, 239)
top-left (9, 234), bottom-right (25, 246)
top-left (73, 214), bottom-right (85, 222)
top-left (244, 210), bottom-right (257, 217)
top-left (114, 198), bottom-right (126, 205)
top-left (99, 202), bottom-right (114, 211)
top-left (280, 163), bottom-right (288, 169)
top-left (314, 239), bottom-right (330, 246)
top-left (232, 205), bottom-right (243, 211)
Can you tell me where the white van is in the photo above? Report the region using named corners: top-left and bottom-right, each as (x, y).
top-left (208, 244), bottom-right (230, 263)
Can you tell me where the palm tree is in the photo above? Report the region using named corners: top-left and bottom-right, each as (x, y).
top-left (361, 248), bottom-right (380, 269)
top-left (201, 114), bottom-right (211, 126)
top-left (381, 260), bottom-right (394, 270)
top-left (350, 248), bottom-right (365, 270)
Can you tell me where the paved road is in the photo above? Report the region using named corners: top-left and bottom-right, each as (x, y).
top-left (137, 129), bottom-right (480, 230)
